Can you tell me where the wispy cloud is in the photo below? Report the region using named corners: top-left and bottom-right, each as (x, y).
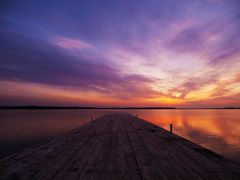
top-left (0, 0), bottom-right (240, 107)
top-left (53, 36), bottom-right (92, 50)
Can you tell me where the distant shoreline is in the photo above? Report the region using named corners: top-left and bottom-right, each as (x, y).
top-left (0, 106), bottom-right (239, 109)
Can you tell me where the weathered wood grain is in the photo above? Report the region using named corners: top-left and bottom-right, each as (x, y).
top-left (0, 113), bottom-right (240, 180)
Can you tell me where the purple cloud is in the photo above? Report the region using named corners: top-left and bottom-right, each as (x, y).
top-left (168, 27), bottom-right (204, 52)
top-left (0, 30), bottom-right (156, 99)
top-left (0, 0), bottom-right (240, 106)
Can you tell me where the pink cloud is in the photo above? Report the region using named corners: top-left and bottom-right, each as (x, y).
top-left (53, 36), bottom-right (91, 50)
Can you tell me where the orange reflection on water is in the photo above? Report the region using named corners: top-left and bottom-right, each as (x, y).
top-left (137, 109), bottom-right (240, 162)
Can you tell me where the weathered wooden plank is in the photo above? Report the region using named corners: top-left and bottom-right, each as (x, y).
top-left (37, 116), bottom-right (112, 180)
top-left (129, 116), bottom-right (205, 179)
top-left (115, 116), bottom-right (142, 180)
top-left (124, 116), bottom-right (168, 180)
top-left (0, 113), bottom-right (240, 180)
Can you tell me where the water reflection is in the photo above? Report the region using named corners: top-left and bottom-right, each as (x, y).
top-left (0, 109), bottom-right (239, 162)
top-left (137, 110), bottom-right (240, 162)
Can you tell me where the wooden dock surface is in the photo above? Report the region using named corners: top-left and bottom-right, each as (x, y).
top-left (1, 113), bottom-right (240, 179)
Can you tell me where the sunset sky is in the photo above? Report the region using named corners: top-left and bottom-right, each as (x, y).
top-left (0, 0), bottom-right (240, 107)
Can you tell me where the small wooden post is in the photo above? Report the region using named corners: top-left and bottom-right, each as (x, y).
top-left (91, 116), bottom-right (93, 121)
top-left (136, 114), bottom-right (138, 117)
top-left (170, 124), bottom-right (173, 133)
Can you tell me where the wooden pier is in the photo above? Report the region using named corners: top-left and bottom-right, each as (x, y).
top-left (1, 113), bottom-right (240, 179)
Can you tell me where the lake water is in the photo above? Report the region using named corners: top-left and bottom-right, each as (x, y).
top-left (0, 109), bottom-right (239, 163)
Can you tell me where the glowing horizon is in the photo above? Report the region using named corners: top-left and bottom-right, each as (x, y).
top-left (0, 0), bottom-right (240, 107)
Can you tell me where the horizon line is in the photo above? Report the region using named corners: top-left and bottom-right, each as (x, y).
top-left (0, 105), bottom-right (239, 109)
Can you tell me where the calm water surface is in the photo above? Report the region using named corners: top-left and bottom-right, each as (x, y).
top-left (0, 109), bottom-right (239, 162)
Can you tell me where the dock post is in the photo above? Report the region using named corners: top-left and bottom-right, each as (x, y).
top-left (136, 114), bottom-right (138, 117)
top-left (91, 116), bottom-right (93, 121)
top-left (170, 124), bottom-right (173, 133)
